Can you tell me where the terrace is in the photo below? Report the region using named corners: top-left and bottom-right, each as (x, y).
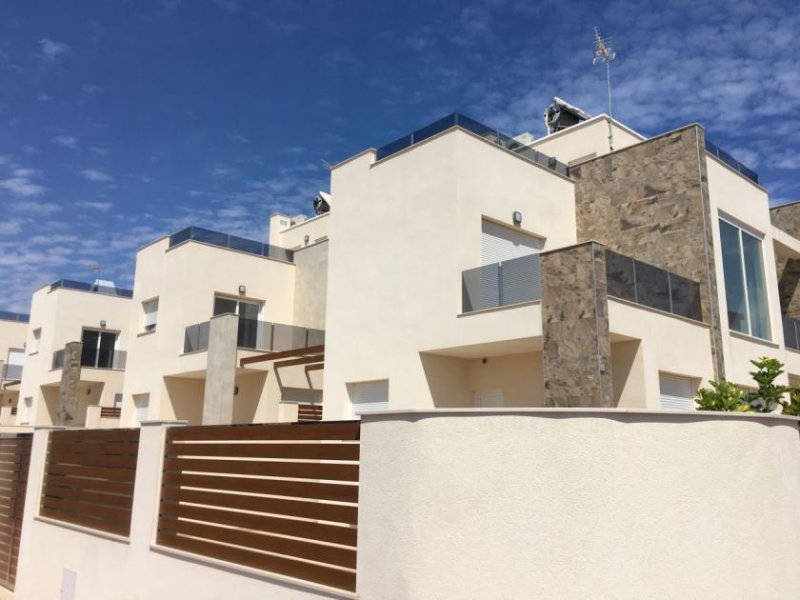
top-left (169, 226), bottom-right (294, 263)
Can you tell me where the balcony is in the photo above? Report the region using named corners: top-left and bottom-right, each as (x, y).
top-left (606, 251), bottom-right (702, 321)
top-left (184, 318), bottom-right (325, 354)
top-left (375, 112), bottom-right (569, 176)
top-left (169, 226), bottom-right (294, 263)
top-left (1, 364), bottom-right (22, 381)
top-left (50, 279), bottom-right (133, 299)
top-left (783, 316), bottom-right (800, 351)
top-left (462, 254), bottom-right (542, 313)
top-left (52, 349), bottom-right (127, 370)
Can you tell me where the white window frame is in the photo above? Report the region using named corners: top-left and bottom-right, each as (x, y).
top-left (142, 298), bottom-right (159, 332)
top-left (719, 216), bottom-right (771, 340)
top-left (81, 328), bottom-right (120, 369)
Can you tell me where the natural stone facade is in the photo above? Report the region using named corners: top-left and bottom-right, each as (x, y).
top-left (541, 242), bottom-right (613, 407)
top-left (570, 125), bottom-right (725, 380)
top-left (770, 202), bottom-right (800, 238)
top-left (57, 341), bottom-right (82, 426)
top-left (770, 203), bottom-right (800, 319)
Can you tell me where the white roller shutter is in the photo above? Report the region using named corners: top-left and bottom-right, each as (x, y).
top-left (481, 220), bottom-right (543, 265)
top-left (351, 380), bottom-right (389, 415)
top-left (659, 373), bottom-right (695, 411)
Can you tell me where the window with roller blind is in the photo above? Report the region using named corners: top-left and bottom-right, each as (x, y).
top-left (481, 219), bottom-right (543, 265)
top-left (349, 380), bottom-right (389, 416)
top-left (142, 298), bottom-right (159, 332)
top-left (659, 373), bottom-right (696, 411)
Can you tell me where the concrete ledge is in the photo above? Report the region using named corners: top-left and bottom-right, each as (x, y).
top-left (150, 544), bottom-right (356, 600)
top-left (34, 516), bottom-right (130, 545)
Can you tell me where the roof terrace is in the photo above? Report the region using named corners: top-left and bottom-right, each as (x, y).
top-left (375, 112), bottom-right (570, 177)
top-left (49, 280), bottom-right (134, 299)
top-left (169, 226), bottom-right (294, 263)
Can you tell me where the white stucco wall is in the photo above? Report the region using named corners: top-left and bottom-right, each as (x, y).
top-left (357, 410), bottom-right (800, 599)
top-left (323, 129), bottom-right (575, 418)
top-left (121, 238), bottom-right (297, 425)
top-left (706, 156), bottom-right (789, 387)
top-left (16, 285), bottom-right (132, 425)
top-left (529, 116), bottom-right (645, 165)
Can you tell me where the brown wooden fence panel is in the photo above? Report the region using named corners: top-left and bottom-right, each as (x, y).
top-left (158, 421), bottom-right (360, 593)
top-left (41, 429), bottom-right (140, 537)
top-left (0, 434), bottom-right (32, 590)
top-left (297, 403), bottom-right (323, 422)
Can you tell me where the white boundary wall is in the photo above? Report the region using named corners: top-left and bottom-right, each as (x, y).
top-left (357, 409), bottom-right (800, 599)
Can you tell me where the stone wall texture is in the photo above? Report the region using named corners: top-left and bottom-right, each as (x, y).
top-left (770, 202), bottom-right (800, 238)
top-left (541, 242), bottom-right (613, 407)
top-left (57, 341), bottom-right (82, 426)
top-left (570, 125), bottom-right (725, 379)
top-left (770, 203), bottom-right (800, 319)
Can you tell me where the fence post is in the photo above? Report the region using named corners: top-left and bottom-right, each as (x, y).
top-left (15, 427), bottom-right (63, 597)
top-left (128, 421), bottom-right (186, 553)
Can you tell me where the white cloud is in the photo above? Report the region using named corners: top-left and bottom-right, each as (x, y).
top-left (81, 84), bottom-right (103, 94)
top-left (210, 166), bottom-right (236, 177)
top-left (38, 39), bottom-right (71, 63)
top-left (37, 92), bottom-right (51, 102)
top-left (213, 0), bottom-right (241, 12)
top-left (52, 135), bottom-right (80, 150)
top-left (0, 175), bottom-right (46, 197)
top-left (80, 168), bottom-right (113, 182)
top-left (75, 201), bottom-right (112, 211)
top-left (12, 201), bottom-right (61, 216)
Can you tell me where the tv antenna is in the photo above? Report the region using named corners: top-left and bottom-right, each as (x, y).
top-left (592, 27), bottom-right (616, 150)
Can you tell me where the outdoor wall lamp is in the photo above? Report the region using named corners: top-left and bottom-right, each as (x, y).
top-left (238, 285), bottom-right (246, 295)
top-left (513, 211), bottom-right (522, 225)
top-left (100, 320), bottom-right (107, 328)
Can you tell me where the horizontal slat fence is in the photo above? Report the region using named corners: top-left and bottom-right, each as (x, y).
top-left (158, 421), bottom-right (360, 593)
top-left (40, 429), bottom-right (140, 537)
top-left (0, 435), bottom-right (32, 590)
top-left (297, 403), bottom-right (323, 422)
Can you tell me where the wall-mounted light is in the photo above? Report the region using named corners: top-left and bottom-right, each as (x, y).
top-left (238, 285), bottom-right (246, 295)
top-left (304, 234), bottom-right (310, 245)
top-left (512, 211), bottom-right (522, 225)
top-left (100, 320), bottom-right (107, 328)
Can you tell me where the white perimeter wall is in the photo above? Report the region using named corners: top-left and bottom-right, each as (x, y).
top-left (357, 410), bottom-right (800, 599)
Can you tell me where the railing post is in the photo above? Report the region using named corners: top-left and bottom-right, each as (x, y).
top-left (631, 258), bottom-right (639, 304)
top-left (667, 273), bottom-right (674, 314)
top-left (498, 262), bottom-right (504, 307)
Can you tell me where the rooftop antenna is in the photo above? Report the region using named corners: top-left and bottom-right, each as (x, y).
top-left (592, 27), bottom-right (616, 151)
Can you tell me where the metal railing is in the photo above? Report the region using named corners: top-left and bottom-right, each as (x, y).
top-left (783, 315), bottom-right (800, 351)
top-left (705, 139), bottom-right (759, 184)
top-left (169, 226), bottom-right (294, 263)
top-left (52, 349), bottom-right (127, 370)
top-left (184, 318), bottom-right (325, 354)
top-left (462, 254), bottom-right (542, 313)
top-left (605, 251), bottom-right (702, 321)
top-left (50, 279), bottom-right (133, 299)
top-left (0, 311), bottom-right (29, 323)
top-left (375, 112), bottom-right (569, 176)
top-left (1, 364), bottom-right (22, 381)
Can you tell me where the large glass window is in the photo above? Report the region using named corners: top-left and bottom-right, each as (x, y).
top-left (213, 295), bottom-right (262, 348)
top-left (81, 329), bottom-right (119, 368)
top-left (719, 219), bottom-right (770, 339)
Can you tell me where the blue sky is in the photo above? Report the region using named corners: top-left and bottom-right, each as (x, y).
top-left (1, 0), bottom-right (798, 312)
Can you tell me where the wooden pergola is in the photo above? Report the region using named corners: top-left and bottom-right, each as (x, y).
top-left (239, 344), bottom-right (325, 370)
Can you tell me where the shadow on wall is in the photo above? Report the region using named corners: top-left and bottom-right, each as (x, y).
top-left (610, 340), bottom-right (643, 408)
top-left (421, 351), bottom-right (546, 408)
top-left (165, 376), bottom-right (204, 425)
top-left (233, 371), bottom-right (267, 424)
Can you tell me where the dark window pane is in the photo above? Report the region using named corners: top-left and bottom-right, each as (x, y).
top-left (97, 332), bottom-right (116, 368)
top-left (605, 251), bottom-right (636, 302)
top-left (81, 330), bottom-right (99, 367)
top-left (635, 261), bottom-right (671, 312)
top-left (720, 220), bottom-right (749, 334)
top-left (213, 297), bottom-right (237, 316)
top-left (669, 274), bottom-right (702, 320)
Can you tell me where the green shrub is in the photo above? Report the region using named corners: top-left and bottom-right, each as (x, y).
top-left (780, 387), bottom-right (800, 416)
top-left (695, 380), bottom-right (746, 411)
top-left (743, 357), bottom-right (788, 413)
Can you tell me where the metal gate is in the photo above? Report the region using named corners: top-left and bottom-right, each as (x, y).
top-left (0, 434), bottom-right (32, 590)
